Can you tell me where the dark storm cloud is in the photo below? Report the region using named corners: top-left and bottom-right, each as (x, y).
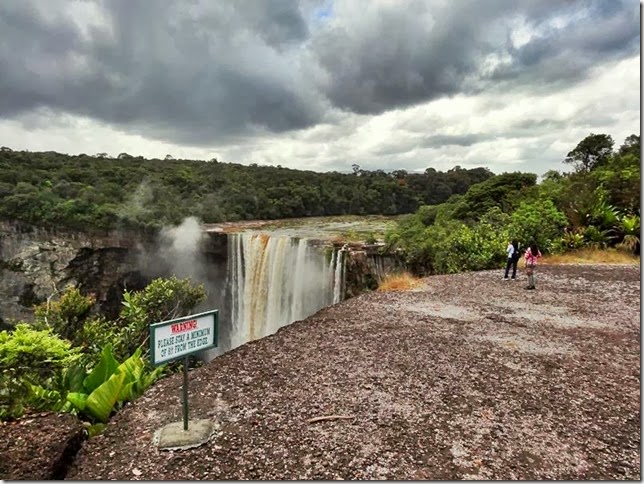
top-left (0, 0), bottom-right (322, 145)
top-left (0, 0), bottom-right (638, 146)
top-left (491, 0), bottom-right (639, 84)
top-left (312, 0), bottom-right (639, 113)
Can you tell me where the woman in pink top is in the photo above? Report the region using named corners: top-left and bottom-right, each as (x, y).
top-left (524, 242), bottom-right (542, 290)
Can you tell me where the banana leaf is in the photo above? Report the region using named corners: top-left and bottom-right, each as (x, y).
top-left (83, 345), bottom-right (119, 393)
top-left (67, 391), bottom-right (89, 411)
top-left (143, 365), bottom-right (165, 388)
top-left (84, 370), bottom-right (126, 423)
top-left (120, 364), bottom-right (164, 403)
top-left (63, 363), bottom-right (87, 393)
top-left (116, 348), bottom-right (145, 402)
top-left (87, 423), bottom-right (107, 437)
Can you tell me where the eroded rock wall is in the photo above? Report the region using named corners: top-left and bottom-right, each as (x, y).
top-left (0, 221), bottom-right (150, 326)
top-left (342, 243), bottom-right (403, 297)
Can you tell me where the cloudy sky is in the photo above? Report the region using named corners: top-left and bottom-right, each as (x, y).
top-left (0, 0), bottom-right (639, 175)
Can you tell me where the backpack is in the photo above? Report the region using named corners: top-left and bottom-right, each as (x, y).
top-left (512, 243), bottom-right (521, 261)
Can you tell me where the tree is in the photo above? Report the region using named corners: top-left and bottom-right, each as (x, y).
top-left (618, 134), bottom-right (640, 157)
top-left (508, 199), bottom-right (568, 252)
top-left (564, 133), bottom-right (614, 173)
top-left (541, 170), bottom-right (563, 182)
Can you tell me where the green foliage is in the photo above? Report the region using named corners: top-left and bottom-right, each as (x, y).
top-left (0, 324), bottom-right (81, 419)
top-left (76, 315), bottom-right (125, 363)
top-left (583, 225), bottom-right (611, 249)
top-left (564, 133), bottom-right (614, 173)
top-left (415, 205), bottom-right (439, 226)
top-left (65, 345), bottom-right (163, 423)
top-left (616, 214), bottom-right (640, 253)
top-left (561, 228), bottom-right (586, 250)
top-left (119, 276), bottom-right (206, 358)
top-left (0, 276), bottom-right (203, 423)
top-left (507, 200), bottom-right (568, 252)
top-left (450, 172), bottom-right (537, 222)
top-left (593, 138), bottom-right (640, 214)
top-left (387, 132), bottom-right (638, 273)
top-left (365, 233), bottom-right (378, 244)
top-left (385, 211), bottom-right (508, 275)
top-left (430, 222), bottom-right (508, 274)
top-left (0, 149), bottom-right (493, 231)
top-left (33, 286), bottom-right (95, 344)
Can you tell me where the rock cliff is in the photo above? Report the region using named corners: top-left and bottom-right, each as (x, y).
top-left (0, 221), bottom-right (154, 326)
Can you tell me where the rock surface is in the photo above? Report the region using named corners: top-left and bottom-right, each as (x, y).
top-left (0, 412), bottom-right (85, 480)
top-left (66, 264), bottom-right (640, 480)
top-left (0, 220), bottom-right (146, 324)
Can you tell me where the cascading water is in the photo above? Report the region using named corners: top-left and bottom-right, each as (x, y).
top-left (225, 232), bottom-right (345, 352)
top-left (332, 244), bottom-right (347, 304)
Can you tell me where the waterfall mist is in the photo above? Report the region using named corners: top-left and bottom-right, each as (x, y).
top-left (137, 216), bottom-right (227, 325)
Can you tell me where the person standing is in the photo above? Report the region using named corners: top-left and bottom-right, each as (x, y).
top-left (524, 242), bottom-right (542, 290)
top-left (504, 239), bottom-right (520, 279)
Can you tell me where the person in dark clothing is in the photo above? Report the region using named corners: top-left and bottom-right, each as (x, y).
top-left (504, 239), bottom-right (520, 279)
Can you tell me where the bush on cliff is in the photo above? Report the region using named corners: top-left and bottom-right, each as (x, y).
top-left (0, 276), bottom-right (205, 426)
top-left (0, 324), bottom-right (81, 419)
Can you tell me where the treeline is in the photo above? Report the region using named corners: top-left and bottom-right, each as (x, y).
top-left (386, 133), bottom-right (641, 274)
top-left (0, 148), bottom-right (493, 231)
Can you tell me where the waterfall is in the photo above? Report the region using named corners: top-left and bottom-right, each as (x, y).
top-left (225, 232), bottom-right (345, 351)
top-left (333, 245), bottom-right (347, 304)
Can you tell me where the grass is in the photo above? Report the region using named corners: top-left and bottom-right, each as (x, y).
top-left (377, 272), bottom-right (422, 292)
top-left (541, 248), bottom-right (640, 265)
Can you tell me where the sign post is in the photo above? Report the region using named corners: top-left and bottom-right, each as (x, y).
top-left (150, 310), bottom-right (218, 448)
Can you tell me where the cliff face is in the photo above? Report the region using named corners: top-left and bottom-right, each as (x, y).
top-left (0, 221), bottom-right (231, 328)
top-left (0, 221), bottom-right (149, 326)
top-left (341, 243), bottom-right (404, 298)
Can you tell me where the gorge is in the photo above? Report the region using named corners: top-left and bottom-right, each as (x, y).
top-left (0, 218), bottom-right (398, 357)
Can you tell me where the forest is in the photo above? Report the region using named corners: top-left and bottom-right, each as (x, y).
top-left (385, 133), bottom-right (641, 274)
top-left (0, 147), bottom-right (492, 232)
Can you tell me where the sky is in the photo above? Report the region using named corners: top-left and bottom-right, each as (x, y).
top-left (0, 0), bottom-right (639, 176)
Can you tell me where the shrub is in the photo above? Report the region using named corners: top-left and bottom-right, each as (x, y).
top-left (431, 222), bottom-right (508, 274)
top-left (33, 286), bottom-right (95, 344)
top-left (119, 276), bottom-right (206, 359)
top-left (583, 225), bottom-right (610, 249)
top-left (65, 345), bottom-right (163, 424)
top-left (561, 228), bottom-right (586, 250)
top-left (0, 324), bottom-right (81, 419)
top-left (508, 199), bottom-right (568, 252)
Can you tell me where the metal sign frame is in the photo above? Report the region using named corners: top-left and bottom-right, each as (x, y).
top-left (149, 309), bottom-right (219, 431)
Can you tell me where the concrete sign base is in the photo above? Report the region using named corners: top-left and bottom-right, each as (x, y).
top-left (153, 419), bottom-right (217, 451)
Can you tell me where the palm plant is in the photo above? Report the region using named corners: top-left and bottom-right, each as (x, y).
top-left (616, 214), bottom-right (640, 253)
top-left (583, 225), bottom-right (611, 249)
